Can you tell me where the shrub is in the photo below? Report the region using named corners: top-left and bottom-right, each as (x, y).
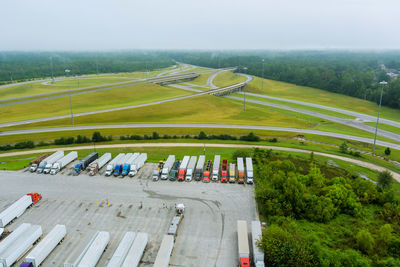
top-left (240, 132), bottom-right (260, 142)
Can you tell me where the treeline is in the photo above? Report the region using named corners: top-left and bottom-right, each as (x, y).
top-left (168, 51), bottom-right (400, 109)
top-left (252, 148), bottom-right (400, 266)
top-left (0, 51), bottom-right (174, 84)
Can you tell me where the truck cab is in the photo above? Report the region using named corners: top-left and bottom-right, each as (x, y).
top-left (185, 169), bottom-right (193, 181)
top-left (113, 165), bottom-right (122, 177)
top-left (194, 170), bottom-right (202, 181)
top-left (105, 164), bottom-right (113, 176)
top-left (178, 169), bottom-right (185, 181)
top-left (161, 167), bottom-right (169, 180)
top-left (129, 164), bottom-right (138, 177)
top-left (212, 170), bottom-right (219, 181)
top-left (29, 164), bottom-right (38, 172)
top-left (246, 171), bottom-right (254, 184)
top-left (121, 164), bottom-right (130, 176)
top-left (50, 163), bottom-right (60, 175)
top-left (152, 170), bottom-right (160, 181)
top-left (221, 170), bottom-right (228, 183)
top-left (238, 171), bottom-right (245, 184)
top-left (27, 192), bottom-right (42, 204)
top-left (240, 258), bottom-right (250, 267)
top-left (74, 163), bottom-right (83, 176)
top-left (169, 169), bottom-right (178, 181)
top-left (203, 160), bottom-right (212, 183)
top-left (36, 161), bottom-right (47, 174)
top-left (229, 163), bottom-right (236, 183)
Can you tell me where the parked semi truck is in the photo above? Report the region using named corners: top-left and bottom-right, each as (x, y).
top-left (185, 156), bottom-right (197, 181)
top-left (169, 159), bottom-right (181, 181)
top-left (114, 153), bottom-right (132, 177)
top-left (0, 193), bottom-right (42, 228)
top-left (194, 155), bottom-right (205, 181)
top-left (63, 231), bottom-right (110, 267)
top-left (237, 220), bottom-right (250, 267)
top-left (168, 204), bottom-right (185, 239)
top-left (87, 153), bottom-right (112, 176)
top-left (129, 153), bottom-right (147, 177)
top-left (212, 155), bottom-right (221, 181)
top-left (105, 153), bottom-right (125, 176)
top-left (43, 151), bottom-right (65, 174)
top-left (203, 160), bottom-right (212, 183)
top-left (37, 151), bottom-right (64, 174)
top-left (251, 221), bottom-right (265, 267)
top-left (161, 155), bottom-right (175, 180)
top-left (74, 152), bottom-right (98, 175)
top-left (29, 154), bottom-right (49, 172)
top-left (237, 157), bottom-right (245, 184)
top-left (0, 223), bottom-right (42, 267)
top-left (50, 151), bottom-right (78, 175)
top-left (122, 153), bottom-right (139, 177)
top-left (23, 224), bottom-right (67, 267)
top-left (245, 157), bottom-right (254, 184)
top-left (177, 156), bottom-right (190, 181)
top-left (221, 159), bottom-right (228, 183)
top-left (153, 235), bottom-right (174, 267)
top-left (229, 163), bottom-right (236, 183)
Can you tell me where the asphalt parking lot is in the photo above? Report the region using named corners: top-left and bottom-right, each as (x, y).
top-left (0, 163), bottom-right (257, 266)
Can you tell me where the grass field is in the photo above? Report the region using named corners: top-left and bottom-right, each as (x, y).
top-left (365, 121), bottom-right (400, 134)
top-left (0, 84), bottom-right (192, 123)
top-left (186, 73), bottom-right (213, 87)
top-left (246, 76), bottom-right (400, 123)
top-left (212, 71), bottom-right (247, 87)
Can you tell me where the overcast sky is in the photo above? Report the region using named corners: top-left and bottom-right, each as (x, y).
top-left (0, 0), bottom-right (399, 50)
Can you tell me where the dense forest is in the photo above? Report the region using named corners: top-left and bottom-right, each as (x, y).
top-left (252, 148), bottom-right (400, 266)
top-left (0, 51), bottom-right (174, 85)
top-left (169, 51), bottom-right (400, 109)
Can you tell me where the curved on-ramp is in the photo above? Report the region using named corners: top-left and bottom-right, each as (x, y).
top-left (0, 142), bottom-right (398, 183)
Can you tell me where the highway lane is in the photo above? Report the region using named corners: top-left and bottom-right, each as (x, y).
top-left (0, 123), bottom-right (399, 150)
top-left (0, 142), bottom-right (398, 182)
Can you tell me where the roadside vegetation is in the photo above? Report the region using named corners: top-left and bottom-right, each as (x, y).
top-left (253, 148), bottom-right (400, 266)
top-left (212, 71), bottom-right (247, 87)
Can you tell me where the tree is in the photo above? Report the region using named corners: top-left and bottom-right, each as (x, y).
top-left (385, 147), bottom-right (391, 156)
top-left (339, 142), bottom-right (348, 154)
top-left (356, 229), bottom-right (375, 255)
top-left (92, 131), bottom-right (105, 142)
top-left (152, 131), bottom-right (160, 139)
top-left (198, 131), bottom-right (207, 140)
top-left (377, 171), bottom-right (394, 189)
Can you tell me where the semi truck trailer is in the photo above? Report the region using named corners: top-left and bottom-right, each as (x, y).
top-left (50, 151), bottom-right (78, 175)
top-left (105, 153), bottom-right (125, 176)
top-left (245, 157), bottom-right (254, 184)
top-left (29, 154), bottom-right (49, 172)
top-left (221, 159), bottom-right (228, 183)
top-left (185, 156), bottom-right (197, 181)
top-left (237, 157), bottom-right (245, 184)
top-left (114, 153), bottom-right (132, 177)
top-left (128, 153), bottom-right (147, 177)
top-left (24, 224), bottom-right (67, 267)
top-left (212, 155), bottom-right (221, 181)
top-left (161, 155), bottom-right (175, 180)
top-left (251, 221), bottom-right (265, 267)
top-left (194, 155), bottom-right (205, 181)
top-left (74, 152), bottom-right (98, 176)
top-left (122, 153), bottom-right (139, 177)
top-left (203, 160), bottom-right (212, 183)
top-left (43, 151), bottom-right (65, 174)
top-left (229, 163), bottom-right (236, 183)
top-left (237, 220), bottom-right (250, 267)
top-left (177, 156), bottom-right (190, 181)
top-left (107, 232), bottom-right (136, 267)
top-left (87, 153), bottom-right (112, 176)
top-left (121, 232), bottom-right (148, 267)
top-left (153, 235), bottom-right (174, 267)
top-left (0, 223), bottom-right (42, 267)
top-left (37, 151), bottom-right (64, 174)
top-left (0, 193), bottom-right (42, 228)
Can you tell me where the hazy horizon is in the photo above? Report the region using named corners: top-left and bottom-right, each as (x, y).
top-left (1, 0), bottom-right (399, 51)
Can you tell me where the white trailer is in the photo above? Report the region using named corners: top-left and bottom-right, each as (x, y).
top-left (0, 224), bottom-right (42, 267)
top-left (105, 153), bottom-right (125, 176)
top-left (194, 155), bottom-right (206, 181)
top-left (122, 232), bottom-right (148, 267)
top-left (122, 153), bottom-right (139, 177)
top-left (37, 150), bottom-right (64, 174)
top-left (43, 151), bottom-right (65, 174)
top-left (87, 153), bottom-right (112, 176)
top-left (50, 151), bottom-right (78, 175)
top-left (161, 155), bottom-right (175, 180)
top-left (179, 156), bottom-right (190, 171)
top-left (25, 224), bottom-right (67, 267)
top-left (77, 231), bottom-right (110, 267)
top-left (153, 235), bottom-right (174, 267)
top-left (128, 153), bottom-right (147, 177)
top-left (0, 195), bottom-right (32, 228)
top-left (212, 155), bottom-right (221, 181)
top-left (246, 157), bottom-right (254, 184)
top-left (107, 232), bottom-right (136, 267)
top-left (237, 220), bottom-right (250, 261)
top-left (185, 156), bottom-right (197, 181)
top-left (251, 221), bottom-right (265, 267)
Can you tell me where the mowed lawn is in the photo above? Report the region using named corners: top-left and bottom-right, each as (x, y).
top-left (14, 94), bottom-right (318, 129)
top-left (247, 76), bottom-right (400, 122)
top-left (0, 84), bottom-right (193, 123)
top-left (212, 71), bottom-right (247, 87)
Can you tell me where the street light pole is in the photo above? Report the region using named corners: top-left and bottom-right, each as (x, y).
top-left (65, 69), bottom-right (74, 125)
top-left (373, 81), bottom-right (387, 151)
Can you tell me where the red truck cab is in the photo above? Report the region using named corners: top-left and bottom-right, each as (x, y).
top-left (221, 159), bottom-right (228, 183)
top-left (240, 257), bottom-right (250, 267)
top-left (27, 192), bottom-right (42, 204)
top-left (203, 171), bottom-right (210, 183)
top-left (238, 171), bottom-right (245, 184)
top-left (178, 169), bottom-right (185, 181)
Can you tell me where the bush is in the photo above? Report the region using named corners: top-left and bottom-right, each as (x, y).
top-left (54, 137), bottom-right (74, 145)
top-left (339, 141), bottom-right (348, 153)
top-left (377, 171), bottom-right (394, 189)
top-left (232, 149), bottom-right (251, 160)
top-left (385, 147), bottom-right (391, 156)
top-left (14, 141), bottom-right (35, 149)
top-left (268, 137), bottom-right (278, 142)
top-left (356, 229), bottom-right (375, 255)
top-left (92, 131), bottom-right (107, 142)
top-left (152, 132), bottom-right (160, 139)
top-left (198, 131), bottom-right (207, 140)
top-left (240, 132), bottom-right (260, 142)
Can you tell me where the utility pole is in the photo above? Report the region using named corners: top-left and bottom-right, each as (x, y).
top-left (50, 57), bottom-right (55, 84)
top-left (65, 69), bottom-right (74, 125)
top-left (373, 81), bottom-right (387, 151)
